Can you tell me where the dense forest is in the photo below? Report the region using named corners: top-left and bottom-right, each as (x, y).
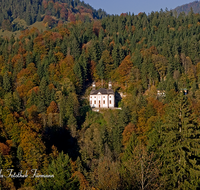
top-left (0, 1), bottom-right (200, 189)
top-left (0, 0), bottom-right (107, 31)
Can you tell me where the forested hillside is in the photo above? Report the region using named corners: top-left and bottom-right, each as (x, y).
top-left (174, 1), bottom-right (200, 15)
top-left (0, 5), bottom-right (200, 189)
top-left (0, 0), bottom-right (107, 31)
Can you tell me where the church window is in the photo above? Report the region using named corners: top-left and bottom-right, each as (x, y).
top-left (94, 101), bottom-right (96, 104)
top-left (110, 100), bottom-right (111, 104)
top-left (103, 100), bottom-right (105, 104)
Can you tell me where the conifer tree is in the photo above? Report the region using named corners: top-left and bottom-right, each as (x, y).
top-left (26, 52), bottom-right (33, 67)
top-left (161, 93), bottom-right (200, 189)
top-left (73, 62), bottom-right (83, 88)
top-left (71, 38), bottom-right (80, 60)
top-left (27, 90), bottom-right (38, 108)
top-left (112, 45), bottom-right (120, 68)
top-left (3, 72), bottom-right (11, 92)
top-left (36, 152), bottom-right (79, 189)
top-left (96, 59), bottom-right (105, 80)
top-left (13, 91), bottom-right (22, 112)
top-left (68, 114), bottom-right (77, 138)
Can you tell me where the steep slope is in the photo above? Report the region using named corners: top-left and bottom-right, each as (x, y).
top-left (0, 0), bottom-right (107, 31)
top-left (173, 1), bottom-right (200, 15)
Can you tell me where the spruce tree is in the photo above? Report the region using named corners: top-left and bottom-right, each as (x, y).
top-left (73, 62), bottom-right (83, 88)
top-left (112, 45), bottom-right (120, 68)
top-left (161, 93), bottom-right (200, 189)
top-left (96, 59), bottom-right (105, 80)
top-left (26, 52), bottom-right (33, 66)
top-left (3, 72), bottom-right (11, 92)
top-left (36, 152), bottom-right (79, 189)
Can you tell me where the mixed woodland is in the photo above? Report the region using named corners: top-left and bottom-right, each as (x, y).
top-left (0, 0), bottom-right (200, 189)
top-left (0, 0), bottom-right (107, 31)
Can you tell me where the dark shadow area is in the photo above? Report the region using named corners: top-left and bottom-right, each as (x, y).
top-left (115, 91), bottom-right (122, 107)
top-left (43, 126), bottom-right (80, 161)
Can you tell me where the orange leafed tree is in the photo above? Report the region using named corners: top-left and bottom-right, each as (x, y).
top-left (0, 143), bottom-right (10, 155)
top-left (69, 13), bottom-right (76, 23)
top-left (48, 63), bottom-right (61, 82)
top-left (55, 51), bottom-right (64, 61)
top-left (136, 107), bottom-right (149, 143)
top-left (27, 105), bottom-right (38, 122)
top-left (43, 15), bottom-right (56, 27)
top-left (27, 121), bottom-right (42, 133)
top-left (118, 55), bottom-right (133, 83)
top-left (19, 127), bottom-right (45, 169)
top-left (147, 97), bottom-right (165, 116)
top-left (141, 46), bottom-right (158, 58)
top-left (11, 54), bottom-right (24, 68)
top-left (27, 86), bottom-right (39, 97)
top-left (33, 34), bottom-right (47, 55)
top-left (93, 157), bottom-right (120, 190)
top-left (93, 20), bottom-right (102, 36)
top-left (17, 63), bottom-right (37, 83)
top-left (90, 60), bottom-right (97, 81)
top-left (122, 123), bottom-right (136, 147)
top-left (17, 80), bottom-right (35, 98)
top-left (60, 55), bottom-right (76, 83)
top-left (47, 101), bottom-right (58, 114)
top-left (0, 55), bottom-right (4, 70)
top-left (72, 171), bottom-right (90, 190)
top-left (60, 7), bottom-right (68, 20)
top-left (152, 54), bottom-right (168, 81)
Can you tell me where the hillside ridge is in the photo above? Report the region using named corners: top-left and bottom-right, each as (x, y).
top-left (0, 0), bottom-right (107, 32)
top-left (173, 1), bottom-right (200, 15)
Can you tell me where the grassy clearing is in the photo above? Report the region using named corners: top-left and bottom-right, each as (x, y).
top-left (0, 21), bottom-right (47, 39)
top-left (30, 21), bottom-right (47, 33)
top-left (0, 29), bottom-right (21, 39)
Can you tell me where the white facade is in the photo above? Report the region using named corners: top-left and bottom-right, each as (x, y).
top-left (90, 93), bottom-right (115, 108)
top-left (90, 82), bottom-right (115, 108)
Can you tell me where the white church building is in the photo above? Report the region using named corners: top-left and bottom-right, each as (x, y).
top-left (90, 82), bottom-right (115, 108)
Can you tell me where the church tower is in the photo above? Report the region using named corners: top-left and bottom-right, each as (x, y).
top-left (92, 81), bottom-right (96, 90)
top-left (108, 81), bottom-right (112, 89)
